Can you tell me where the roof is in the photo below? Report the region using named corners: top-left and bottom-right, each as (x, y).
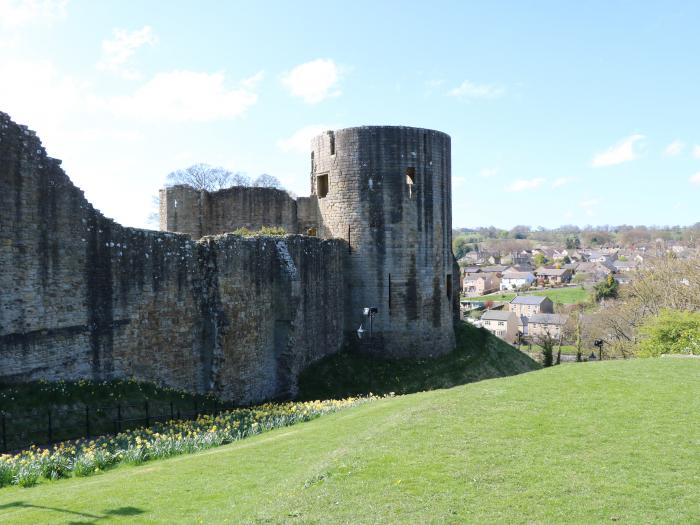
top-left (502, 271), bottom-right (534, 279)
top-left (481, 310), bottom-right (516, 322)
top-left (536, 267), bottom-right (570, 276)
top-left (481, 265), bottom-right (508, 272)
top-left (529, 313), bottom-right (568, 325)
top-left (510, 295), bottom-right (549, 305)
top-left (462, 266), bottom-right (480, 273)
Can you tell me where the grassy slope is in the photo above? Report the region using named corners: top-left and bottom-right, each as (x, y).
top-left (1, 359), bottom-right (699, 524)
top-left (474, 287), bottom-right (590, 304)
top-left (297, 322), bottom-right (540, 399)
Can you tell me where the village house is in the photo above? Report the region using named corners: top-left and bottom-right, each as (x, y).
top-left (480, 310), bottom-right (519, 342)
top-left (535, 267), bottom-right (572, 285)
top-left (480, 264), bottom-right (509, 275)
top-left (527, 313), bottom-right (569, 339)
top-left (508, 295), bottom-right (554, 317)
top-left (462, 273), bottom-right (500, 297)
top-left (575, 261), bottom-right (615, 282)
top-left (585, 250), bottom-right (618, 264)
top-left (613, 260), bottom-right (637, 272)
top-left (500, 270), bottom-right (535, 290)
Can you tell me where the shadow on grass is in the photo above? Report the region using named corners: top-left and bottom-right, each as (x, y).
top-left (297, 321), bottom-right (541, 400)
top-left (0, 501), bottom-right (144, 523)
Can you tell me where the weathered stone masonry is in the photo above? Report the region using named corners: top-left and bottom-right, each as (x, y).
top-left (0, 112), bottom-right (347, 403)
top-left (1, 114), bottom-right (458, 402)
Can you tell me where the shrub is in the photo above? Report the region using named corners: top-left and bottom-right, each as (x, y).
top-left (638, 309), bottom-right (700, 357)
top-left (594, 275), bottom-right (619, 301)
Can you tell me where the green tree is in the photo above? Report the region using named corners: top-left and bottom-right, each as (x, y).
top-left (565, 235), bottom-right (581, 250)
top-left (539, 333), bottom-right (555, 367)
top-left (594, 274), bottom-right (619, 301)
top-left (638, 309), bottom-right (700, 357)
top-left (533, 253), bottom-right (547, 267)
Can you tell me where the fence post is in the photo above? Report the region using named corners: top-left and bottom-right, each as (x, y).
top-left (170, 401), bottom-right (174, 421)
top-left (194, 400), bottom-right (198, 419)
top-left (1, 412), bottom-right (6, 453)
top-left (85, 405), bottom-right (90, 439)
top-left (145, 401), bottom-right (150, 427)
top-left (47, 409), bottom-right (53, 444)
top-left (117, 404), bottom-right (122, 433)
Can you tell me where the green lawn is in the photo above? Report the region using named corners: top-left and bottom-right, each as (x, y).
top-left (1, 358), bottom-right (698, 523)
top-left (473, 286), bottom-right (591, 304)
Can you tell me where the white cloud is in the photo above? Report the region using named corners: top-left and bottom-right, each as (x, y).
top-left (664, 140), bottom-right (685, 157)
top-left (0, 58), bottom-right (87, 150)
top-left (505, 178), bottom-right (545, 192)
top-left (552, 176), bottom-right (575, 188)
top-left (281, 59), bottom-right (341, 104)
top-left (579, 198), bottom-right (600, 216)
top-left (478, 168), bottom-right (498, 178)
top-left (693, 145), bottom-right (700, 159)
top-left (690, 172), bottom-right (700, 185)
top-left (0, 0), bottom-right (67, 27)
top-left (104, 70), bottom-right (259, 122)
top-left (448, 80), bottom-right (505, 99)
top-left (97, 26), bottom-right (157, 79)
top-left (591, 134), bottom-right (644, 167)
top-left (277, 124), bottom-right (336, 154)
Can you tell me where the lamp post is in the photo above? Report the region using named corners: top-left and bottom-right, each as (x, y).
top-left (357, 307), bottom-right (378, 340)
top-left (594, 338), bottom-right (604, 361)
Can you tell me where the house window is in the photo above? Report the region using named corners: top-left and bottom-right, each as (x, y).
top-left (317, 173), bottom-right (329, 198)
top-left (498, 321), bottom-right (504, 326)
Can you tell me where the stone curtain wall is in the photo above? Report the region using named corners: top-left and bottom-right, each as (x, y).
top-left (311, 126), bottom-right (456, 358)
top-left (0, 112), bottom-right (347, 403)
top-left (160, 185), bottom-right (301, 238)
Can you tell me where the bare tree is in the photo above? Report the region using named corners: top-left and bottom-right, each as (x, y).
top-left (166, 164), bottom-right (250, 191)
top-left (253, 173), bottom-right (283, 189)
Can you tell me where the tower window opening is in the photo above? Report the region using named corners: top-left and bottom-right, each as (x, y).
top-left (329, 132), bottom-right (336, 155)
top-left (446, 274), bottom-right (452, 299)
top-left (406, 167), bottom-right (416, 198)
top-left (311, 151), bottom-right (315, 173)
top-left (317, 173), bottom-right (329, 198)
top-left (388, 273), bottom-right (392, 314)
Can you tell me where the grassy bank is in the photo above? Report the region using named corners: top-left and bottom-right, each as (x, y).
top-left (0, 358), bottom-right (697, 523)
top-left (297, 321), bottom-right (540, 399)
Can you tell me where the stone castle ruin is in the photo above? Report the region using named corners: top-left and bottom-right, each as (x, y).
top-left (0, 112), bottom-right (457, 403)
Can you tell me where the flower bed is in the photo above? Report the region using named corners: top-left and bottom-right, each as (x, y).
top-left (0, 396), bottom-right (379, 488)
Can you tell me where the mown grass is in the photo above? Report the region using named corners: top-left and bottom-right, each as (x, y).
top-left (0, 358), bottom-right (698, 523)
top-left (297, 322), bottom-right (540, 399)
top-left (474, 286), bottom-right (591, 305)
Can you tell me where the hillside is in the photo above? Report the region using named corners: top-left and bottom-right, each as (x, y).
top-left (298, 321), bottom-right (540, 399)
top-left (1, 358), bottom-right (698, 523)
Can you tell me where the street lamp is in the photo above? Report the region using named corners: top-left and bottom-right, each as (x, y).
top-left (594, 338), bottom-right (604, 361)
top-left (358, 307), bottom-right (378, 340)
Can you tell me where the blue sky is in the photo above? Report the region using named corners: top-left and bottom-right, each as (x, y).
top-left (1, 0), bottom-right (699, 229)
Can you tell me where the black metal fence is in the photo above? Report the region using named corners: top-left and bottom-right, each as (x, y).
top-left (0, 399), bottom-right (229, 453)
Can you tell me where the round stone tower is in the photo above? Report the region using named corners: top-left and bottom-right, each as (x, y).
top-left (310, 126), bottom-right (456, 358)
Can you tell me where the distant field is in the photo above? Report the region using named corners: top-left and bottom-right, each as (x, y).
top-left (472, 286), bottom-right (590, 304)
top-left (2, 359), bottom-right (698, 523)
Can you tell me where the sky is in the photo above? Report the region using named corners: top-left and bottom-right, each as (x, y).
top-left (1, 0), bottom-right (699, 230)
